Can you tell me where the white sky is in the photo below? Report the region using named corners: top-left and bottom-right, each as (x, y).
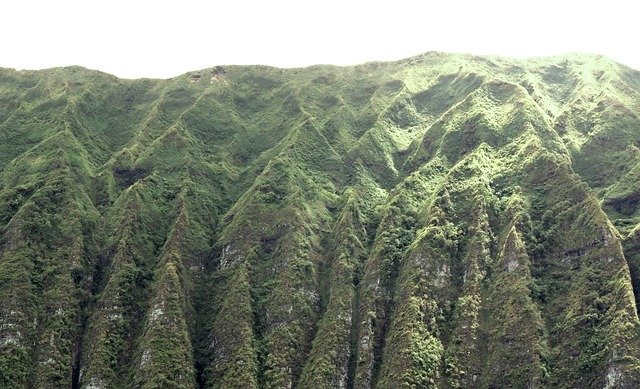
top-left (2, 0), bottom-right (638, 79)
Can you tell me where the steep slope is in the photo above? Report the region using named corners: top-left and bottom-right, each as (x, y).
top-left (1, 52), bottom-right (640, 388)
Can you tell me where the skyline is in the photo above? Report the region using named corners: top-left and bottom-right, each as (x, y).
top-left (3, 0), bottom-right (638, 78)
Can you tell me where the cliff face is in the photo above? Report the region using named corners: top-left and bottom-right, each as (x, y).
top-left (1, 53), bottom-right (640, 388)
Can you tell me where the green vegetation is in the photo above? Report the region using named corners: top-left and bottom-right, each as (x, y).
top-left (1, 52), bottom-right (640, 387)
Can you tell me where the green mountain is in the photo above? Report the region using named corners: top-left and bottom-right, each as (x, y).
top-left (1, 52), bottom-right (640, 388)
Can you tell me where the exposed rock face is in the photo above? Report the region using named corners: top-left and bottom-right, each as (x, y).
top-left (1, 53), bottom-right (640, 387)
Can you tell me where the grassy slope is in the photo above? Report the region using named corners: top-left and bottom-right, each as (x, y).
top-left (0, 52), bottom-right (640, 388)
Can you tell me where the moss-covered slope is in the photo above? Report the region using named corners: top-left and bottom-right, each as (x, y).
top-left (1, 52), bottom-right (640, 388)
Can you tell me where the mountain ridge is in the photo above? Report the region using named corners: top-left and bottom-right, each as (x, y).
top-left (2, 51), bottom-right (636, 80)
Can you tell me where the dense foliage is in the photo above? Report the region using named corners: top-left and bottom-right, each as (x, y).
top-left (1, 53), bottom-right (640, 388)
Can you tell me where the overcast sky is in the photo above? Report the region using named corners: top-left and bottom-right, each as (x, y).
top-left (2, 0), bottom-right (638, 79)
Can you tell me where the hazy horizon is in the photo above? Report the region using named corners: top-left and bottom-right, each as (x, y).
top-left (3, 0), bottom-right (638, 78)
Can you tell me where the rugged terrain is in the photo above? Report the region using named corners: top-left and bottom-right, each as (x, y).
top-left (1, 52), bottom-right (640, 388)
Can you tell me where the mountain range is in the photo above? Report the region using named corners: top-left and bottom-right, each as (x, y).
top-left (1, 52), bottom-right (640, 388)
